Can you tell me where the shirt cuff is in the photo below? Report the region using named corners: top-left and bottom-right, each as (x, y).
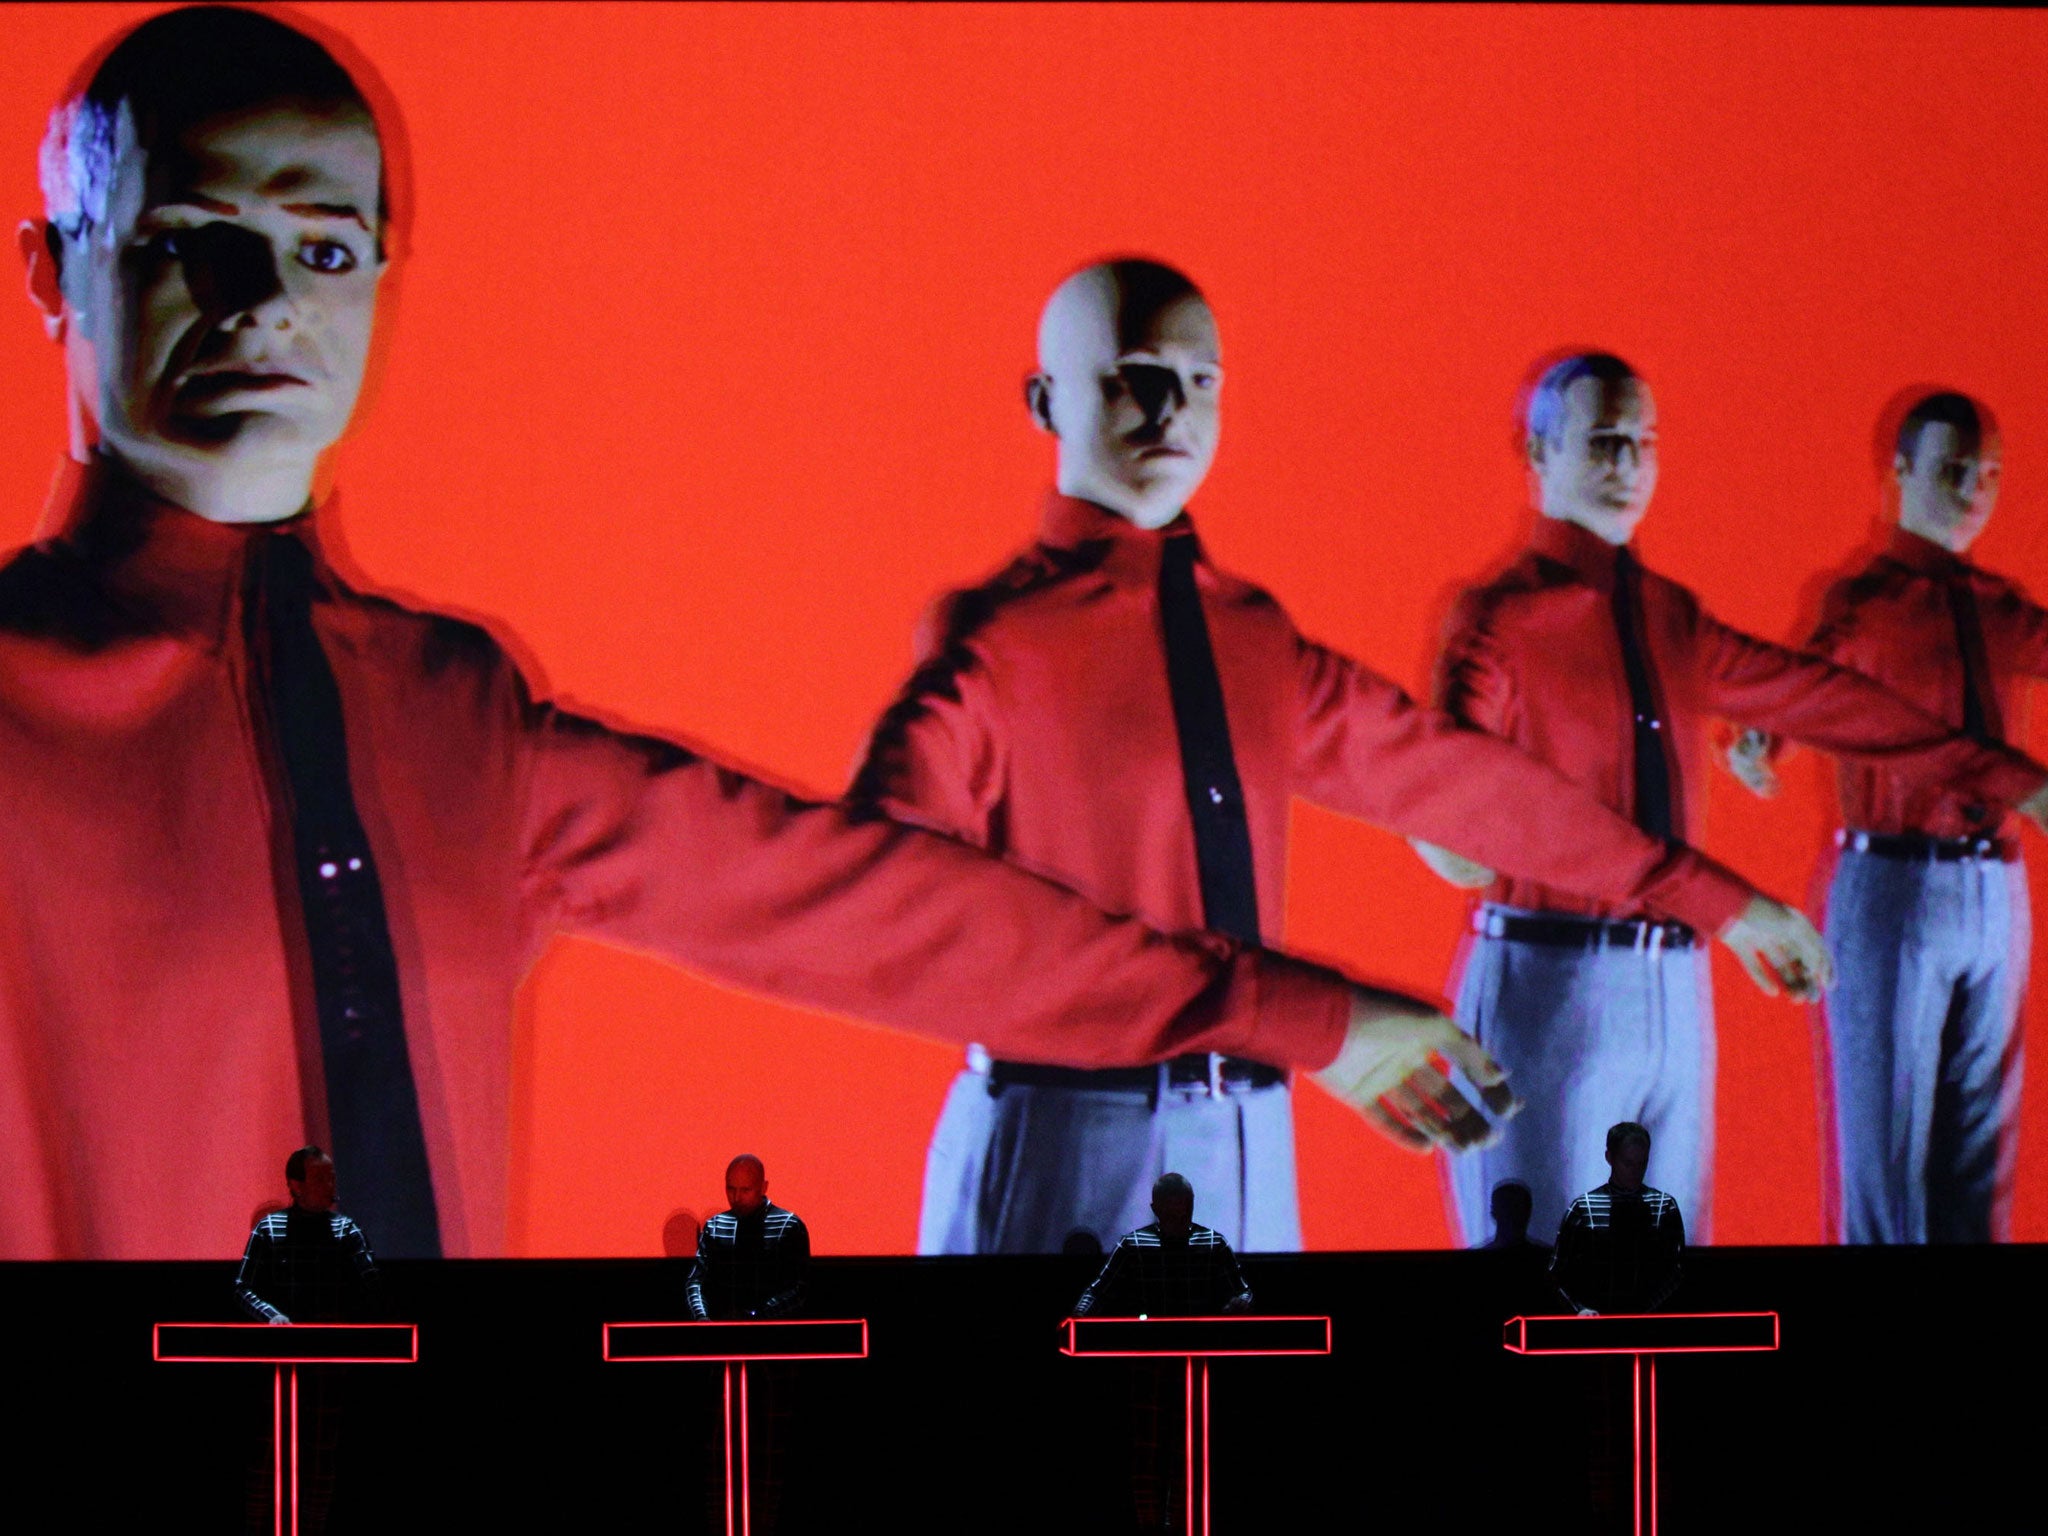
top-left (1971, 746), bottom-right (2048, 813)
top-left (1224, 950), bottom-right (1354, 1072)
top-left (1642, 848), bottom-right (1754, 937)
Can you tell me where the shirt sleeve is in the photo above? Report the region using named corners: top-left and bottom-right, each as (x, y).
top-left (1549, 1199), bottom-right (1590, 1313)
top-left (515, 677), bottom-right (1353, 1073)
top-left (2007, 588), bottom-right (2048, 680)
top-left (1650, 1202), bottom-right (1685, 1310)
top-left (1074, 1240), bottom-right (1129, 1317)
top-left (233, 1224), bottom-right (286, 1323)
top-left (340, 1218), bottom-right (382, 1318)
top-left (1298, 628), bottom-right (1753, 936)
top-left (686, 1225), bottom-right (712, 1321)
top-left (846, 601), bottom-right (1008, 849)
top-left (1696, 609), bottom-right (2048, 805)
top-left (1214, 1238), bottom-right (1253, 1314)
top-left (760, 1216), bottom-right (809, 1318)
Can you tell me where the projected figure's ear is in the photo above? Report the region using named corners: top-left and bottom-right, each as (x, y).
top-left (1025, 371), bottom-right (1057, 436)
top-left (20, 220), bottom-right (66, 341)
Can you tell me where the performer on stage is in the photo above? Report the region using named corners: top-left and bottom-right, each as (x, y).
top-left (234, 1145), bottom-right (380, 1324)
top-left (1552, 1123), bottom-right (1684, 1315)
top-left (3, 8), bottom-right (1466, 1261)
top-left (1073, 1172), bottom-right (1249, 1536)
top-left (686, 1155), bottom-right (809, 1320)
top-left (1073, 1172), bottom-right (1254, 1319)
top-left (232, 1145), bottom-right (376, 1535)
top-left (851, 259), bottom-right (1828, 1255)
top-left (1413, 354), bottom-right (2048, 1248)
top-left (1728, 392), bottom-right (2037, 1243)
top-left (685, 1154), bottom-right (809, 1534)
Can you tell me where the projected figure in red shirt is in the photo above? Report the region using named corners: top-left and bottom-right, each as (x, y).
top-left (1414, 357), bottom-right (2048, 1249)
top-left (0, 8), bottom-right (1428, 1261)
top-left (851, 266), bottom-right (1836, 1255)
top-left (1730, 392), bottom-right (2037, 1243)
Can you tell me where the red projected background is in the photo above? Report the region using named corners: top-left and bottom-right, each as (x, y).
top-left (4, 3), bottom-right (2047, 1254)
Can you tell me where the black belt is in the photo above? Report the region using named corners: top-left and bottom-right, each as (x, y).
top-left (1473, 907), bottom-right (1696, 951)
top-left (986, 1053), bottom-right (1286, 1096)
top-left (1839, 829), bottom-right (2017, 863)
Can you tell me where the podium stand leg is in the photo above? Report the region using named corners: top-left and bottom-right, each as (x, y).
top-left (1632, 1354), bottom-right (1657, 1536)
top-left (1182, 1356), bottom-right (1212, 1536)
top-left (723, 1361), bottom-right (752, 1536)
top-left (272, 1364), bottom-right (300, 1536)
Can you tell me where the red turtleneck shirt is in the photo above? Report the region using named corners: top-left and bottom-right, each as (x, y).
top-left (0, 464), bottom-right (1361, 1259)
top-left (1436, 516), bottom-right (2047, 921)
top-left (851, 492), bottom-right (1765, 980)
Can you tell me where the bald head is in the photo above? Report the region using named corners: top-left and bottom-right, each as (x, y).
top-left (725, 1154), bottom-right (768, 1216)
top-left (1026, 259), bottom-right (1222, 530)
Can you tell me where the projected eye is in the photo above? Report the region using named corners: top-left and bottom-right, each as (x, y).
top-left (297, 239), bottom-right (358, 275)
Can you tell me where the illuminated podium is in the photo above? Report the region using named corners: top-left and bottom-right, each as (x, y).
top-left (1503, 1312), bottom-right (1779, 1535)
top-left (603, 1319), bottom-right (868, 1536)
top-left (153, 1322), bottom-right (417, 1536)
top-left (1061, 1315), bottom-right (1332, 1536)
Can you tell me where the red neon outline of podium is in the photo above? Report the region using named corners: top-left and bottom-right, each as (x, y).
top-left (603, 1319), bottom-right (869, 1536)
top-left (1061, 1315), bottom-right (1332, 1536)
top-left (153, 1322), bottom-right (418, 1536)
top-left (1503, 1311), bottom-right (1779, 1536)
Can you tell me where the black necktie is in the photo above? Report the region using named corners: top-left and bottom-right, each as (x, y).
top-left (1157, 532), bottom-right (1261, 943)
top-left (1948, 577), bottom-right (2003, 745)
top-left (250, 534), bottom-right (441, 1258)
top-left (1610, 546), bottom-right (1676, 841)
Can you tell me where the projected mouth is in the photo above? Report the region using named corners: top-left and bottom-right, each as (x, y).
top-left (180, 370), bottom-right (309, 400)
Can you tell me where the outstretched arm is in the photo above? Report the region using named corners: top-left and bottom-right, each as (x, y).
top-left (1300, 632), bottom-right (1756, 938)
top-left (519, 690), bottom-right (1354, 1078)
top-left (1700, 611), bottom-right (2048, 830)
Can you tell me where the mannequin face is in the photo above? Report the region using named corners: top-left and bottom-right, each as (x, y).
top-left (1030, 268), bottom-right (1222, 529)
top-left (1896, 420), bottom-right (2000, 554)
top-left (1531, 376), bottom-right (1658, 546)
top-left (34, 102), bottom-right (384, 520)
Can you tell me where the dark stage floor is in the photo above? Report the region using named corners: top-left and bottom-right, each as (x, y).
top-left (8, 1244), bottom-right (2035, 1532)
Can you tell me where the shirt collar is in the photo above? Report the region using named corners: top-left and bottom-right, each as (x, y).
top-left (1887, 524), bottom-right (1973, 578)
top-left (44, 453), bottom-right (327, 648)
top-left (1038, 489), bottom-right (1201, 584)
top-left (1529, 514), bottom-right (1629, 594)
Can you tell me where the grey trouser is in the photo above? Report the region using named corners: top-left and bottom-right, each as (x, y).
top-left (1446, 908), bottom-right (1714, 1248)
top-left (917, 1064), bottom-right (1302, 1254)
top-left (1823, 842), bottom-right (2029, 1244)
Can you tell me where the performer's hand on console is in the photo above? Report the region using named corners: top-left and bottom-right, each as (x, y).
top-left (1312, 988), bottom-right (1518, 1153)
top-left (1722, 728), bottom-right (1780, 799)
top-left (1717, 895), bottom-right (1831, 1002)
top-left (268, 1314), bottom-right (291, 1325)
top-left (1405, 837), bottom-right (1495, 890)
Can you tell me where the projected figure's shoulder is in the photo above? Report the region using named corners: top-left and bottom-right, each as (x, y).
top-left (921, 541), bottom-right (1112, 652)
top-left (0, 542), bottom-right (145, 652)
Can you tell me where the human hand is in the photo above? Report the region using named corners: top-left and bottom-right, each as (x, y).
top-left (268, 1314), bottom-right (291, 1326)
top-left (1716, 894), bottom-right (1831, 1001)
top-left (2016, 778), bottom-right (2048, 836)
top-left (1311, 987), bottom-right (1518, 1152)
top-left (1406, 837), bottom-right (1496, 890)
top-left (1723, 728), bottom-right (1779, 799)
